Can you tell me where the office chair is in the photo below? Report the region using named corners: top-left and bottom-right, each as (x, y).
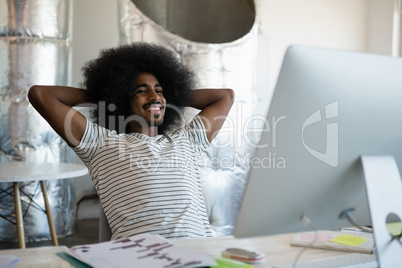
top-left (99, 207), bottom-right (112, 242)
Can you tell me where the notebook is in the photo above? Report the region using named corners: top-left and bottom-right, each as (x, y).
top-left (290, 230), bottom-right (375, 254)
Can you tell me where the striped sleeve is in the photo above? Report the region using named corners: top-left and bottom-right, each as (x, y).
top-left (183, 114), bottom-right (211, 154)
top-left (72, 119), bottom-right (107, 165)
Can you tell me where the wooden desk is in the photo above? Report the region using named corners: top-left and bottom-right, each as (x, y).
top-left (0, 246), bottom-right (71, 267)
top-left (0, 162), bottom-right (88, 249)
top-left (0, 233), bottom-right (352, 267)
top-left (175, 234), bottom-right (348, 267)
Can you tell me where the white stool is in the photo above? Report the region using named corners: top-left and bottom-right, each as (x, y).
top-left (0, 162), bottom-right (88, 248)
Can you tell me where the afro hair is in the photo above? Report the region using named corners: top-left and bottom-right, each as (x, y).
top-left (80, 42), bottom-right (195, 134)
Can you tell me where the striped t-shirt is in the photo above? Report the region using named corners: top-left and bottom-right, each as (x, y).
top-left (73, 115), bottom-right (213, 240)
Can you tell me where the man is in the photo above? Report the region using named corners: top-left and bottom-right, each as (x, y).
top-left (28, 42), bottom-right (234, 240)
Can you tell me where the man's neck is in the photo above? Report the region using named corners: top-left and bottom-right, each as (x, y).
top-left (129, 123), bottom-right (159, 137)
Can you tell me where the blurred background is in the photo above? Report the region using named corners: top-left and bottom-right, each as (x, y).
top-left (72, 0), bottom-right (397, 218)
top-left (0, 0), bottom-right (399, 247)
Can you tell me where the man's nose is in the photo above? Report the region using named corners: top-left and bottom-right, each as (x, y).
top-left (149, 89), bottom-right (161, 101)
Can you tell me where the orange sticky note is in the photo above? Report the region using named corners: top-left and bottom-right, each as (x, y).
top-left (330, 234), bottom-right (367, 247)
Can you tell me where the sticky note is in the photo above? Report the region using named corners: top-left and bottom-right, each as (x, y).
top-left (330, 234), bottom-right (367, 247)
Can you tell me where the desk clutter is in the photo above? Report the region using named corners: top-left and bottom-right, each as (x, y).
top-left (290, 230), bottom-right (375, 254)
top-left (0, 230), bottom-right (379, 268)
top-left (54, 232), bottom-right (265, 268)
top-left (59, 233), bottom-right (215, 268)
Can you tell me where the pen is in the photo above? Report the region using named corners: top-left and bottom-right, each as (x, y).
top-left (211, 257), bottom-right (254, 268)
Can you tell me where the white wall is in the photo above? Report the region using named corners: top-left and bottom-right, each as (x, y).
top-left (367, 0), bottom-right (394, 55)
top-left (71, 0), bottom-right (119, 88)
top-left (253, 0), bottom-right (396, 114)
top-left (255, 0), bottom-right (369, 94)
top-left (71, 0), bottom-right (397, 217)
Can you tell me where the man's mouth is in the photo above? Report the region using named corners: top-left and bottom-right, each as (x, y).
top-left (144, 103), bottom-right (164, 115)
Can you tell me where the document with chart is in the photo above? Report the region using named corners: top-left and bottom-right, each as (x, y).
top-left (67, 233), bottom-right (216, 268)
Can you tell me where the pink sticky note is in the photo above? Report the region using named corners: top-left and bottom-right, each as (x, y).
top-left (301, 233), bottom-right (332, 243)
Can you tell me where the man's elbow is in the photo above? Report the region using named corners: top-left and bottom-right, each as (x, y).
top-left (27, 85), bottom-right (45, 105)
top-left (225, 88), bottom-right (235, 105)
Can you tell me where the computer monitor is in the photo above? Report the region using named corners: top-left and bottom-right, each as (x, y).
top-left (233, 46), bottom-right (402, 238)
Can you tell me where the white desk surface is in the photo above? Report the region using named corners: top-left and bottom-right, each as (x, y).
top-left (0, 162), bottom-right (88, 182)
top-left (175, 234), bottom-right (347, 267)
top-left (0, 233), bottom-right (352, 268)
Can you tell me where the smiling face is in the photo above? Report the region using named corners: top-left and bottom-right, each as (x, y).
top-left (129, 72), bottom-right (166, 135)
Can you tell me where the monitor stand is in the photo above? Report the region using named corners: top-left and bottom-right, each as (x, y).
top-left (361, 155), bottom-right (402, 267)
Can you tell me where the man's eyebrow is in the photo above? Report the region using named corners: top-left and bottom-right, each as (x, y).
top-left (135, 83), bottom-right (162, 89)
top-left (135, 83), bottom-right (148, 89)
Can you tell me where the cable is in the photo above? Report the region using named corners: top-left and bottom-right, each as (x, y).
top-left (339, 208), bottom-right (373, 233)
top-left (291, 214), bottom-right (318, 268)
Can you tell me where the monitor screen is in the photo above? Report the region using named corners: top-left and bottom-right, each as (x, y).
top-left (233, 46), bottom-right (402, 238)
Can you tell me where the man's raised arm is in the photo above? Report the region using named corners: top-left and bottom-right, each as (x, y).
top-left (28, 85), bottom-right (92, 147)
top-left (187, 88), bottom-right (234, 142)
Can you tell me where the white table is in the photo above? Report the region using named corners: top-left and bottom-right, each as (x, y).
top-left (0, 234), bottom-right (354, 268)
top-left (0, 162), bottom-right (88, 249)
top-left (175, 234), bottom-right (349, 267)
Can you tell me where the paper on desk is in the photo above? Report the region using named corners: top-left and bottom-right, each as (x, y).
top-left (291, 230), bottom-right (375, 254)
top-left (68, 233), bottom-right (216, 268)
top-left (0, 255), bottom-right (19, 268)
top-left (330, 234), bottom-right (367, 247)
